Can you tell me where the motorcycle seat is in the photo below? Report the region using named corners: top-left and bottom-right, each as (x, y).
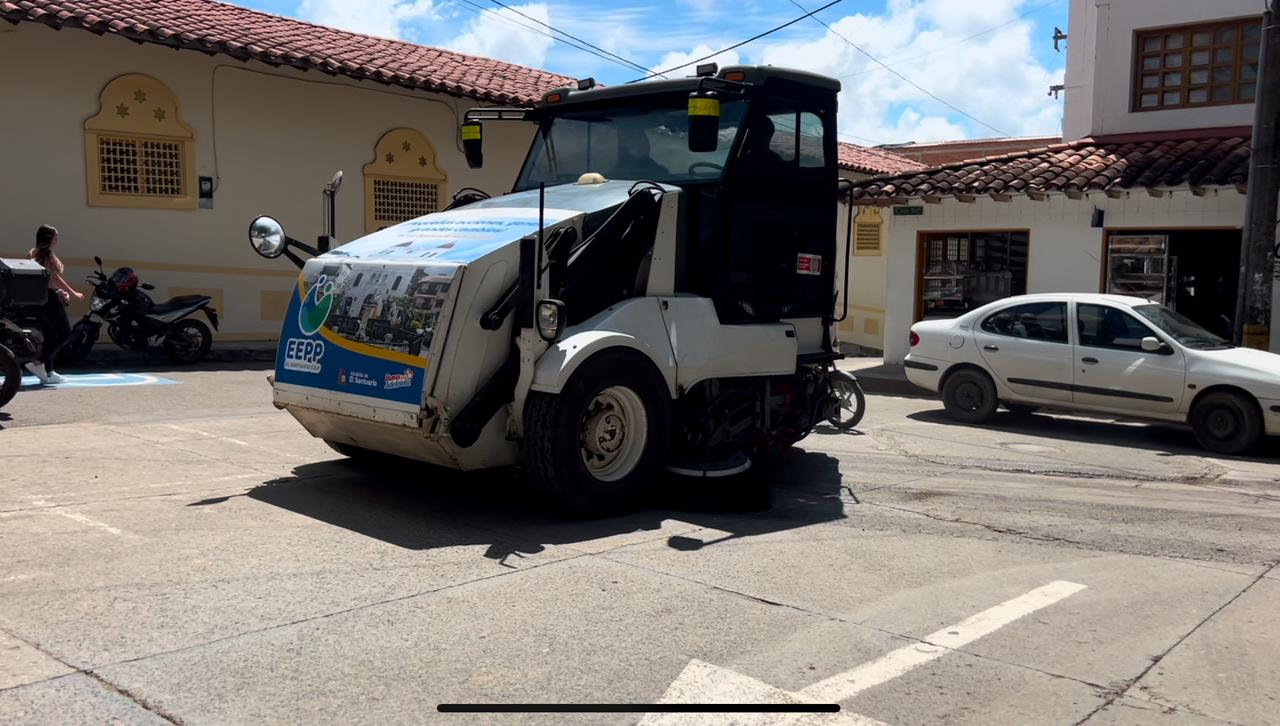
top-left (149, 295), bottom-right (207, 315)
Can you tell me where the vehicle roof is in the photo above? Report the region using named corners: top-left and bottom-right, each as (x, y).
top-left (541, 65), bottom-right (841, 107)
top-left (980, 292), bottom-right (1155, 307)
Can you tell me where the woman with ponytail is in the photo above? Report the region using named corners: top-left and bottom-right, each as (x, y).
top-left (26, 225), bottom-right (82, 384)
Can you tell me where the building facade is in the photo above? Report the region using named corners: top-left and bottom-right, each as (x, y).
top-left (850, 0), bottom-right (1269, 363)
top-left (0, 0), bottom-right (571, 342)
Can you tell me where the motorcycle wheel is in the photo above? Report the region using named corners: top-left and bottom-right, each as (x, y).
top-left (55, 325), bottom-right (98, 368)
top-left (826, 372), bottom-right (866, 430)
top-left (0, 344), bottom-right (21, 409)
top-left (164, 319), bottom-right (213, 364)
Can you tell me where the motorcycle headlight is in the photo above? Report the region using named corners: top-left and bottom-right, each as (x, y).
top-left (90, 295), bottom-right (107, 311)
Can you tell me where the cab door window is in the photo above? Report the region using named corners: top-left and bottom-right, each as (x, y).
top-left (980, 302), bottom-right (1068, 343)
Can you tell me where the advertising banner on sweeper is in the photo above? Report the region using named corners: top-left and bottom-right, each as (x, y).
top-left (274, 207), bottom-right (576, 411)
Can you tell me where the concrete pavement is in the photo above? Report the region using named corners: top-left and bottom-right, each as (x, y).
top-left (1, 366), bottom-right (1278, 725)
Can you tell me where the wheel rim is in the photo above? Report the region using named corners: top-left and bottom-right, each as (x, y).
top-left (1205, 406), bottom-right (1239, 440)
top-left (832, 380), bottom-right (859, 422)
top-left (954, 381), bottom-right (984, 411)
top-left (580, 385), bottom-right (647, 482)
top-left (170, 323), bottom-right (205, 359)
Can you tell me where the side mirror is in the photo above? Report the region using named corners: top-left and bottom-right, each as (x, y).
top-left (1140, 336), bottom-right (1171, 354)
top-left (326, 170), bottom-right (343, 194)
top-left (248, 215), bottom-right (288, 259)
top-left (462, 120), bottom-right (483, 169)
top-left (140, 283), bottom-right (155, 291)
top-left (536, 299), bottom-right (567, 341)
top-left (94, 256), bottom-right (103, 267)
top-left (687, 91), bottom-right (720, 153)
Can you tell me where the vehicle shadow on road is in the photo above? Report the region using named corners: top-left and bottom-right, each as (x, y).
top-left (241, 450), bottom-right (849, 563)
top-left (905, 407), bottom-right (1280, 461)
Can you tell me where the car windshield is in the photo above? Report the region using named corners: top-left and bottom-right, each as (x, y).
top-left (514, 98), bottom-right (747, 190)
top-left (1132, 304), bottom-right (1230, 349)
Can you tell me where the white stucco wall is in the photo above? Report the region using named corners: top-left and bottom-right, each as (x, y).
top-left (834, 173), bottom-right (888, 352)
top-left (881, 189), bottom-right (1255, 362)
top-left (1063, 0), bottom-right (1260, 140)
top-left (0, 22), bottom-right (536, 339)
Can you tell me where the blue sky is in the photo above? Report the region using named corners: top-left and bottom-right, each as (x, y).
top-left (240, 0), bottom-right (1070, 146)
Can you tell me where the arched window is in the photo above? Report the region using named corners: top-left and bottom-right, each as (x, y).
top-left (363, 128), bottom-right (447, 233)
top-left (84, 74), bottom-right (195, 209)
top-left (854, 206), bottom-right (884, 256)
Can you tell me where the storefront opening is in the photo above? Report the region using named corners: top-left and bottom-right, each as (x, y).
top-left (1104, 229), bottom-right (1240, 340)
top-left (917, 231), bottom-right (1029, 320)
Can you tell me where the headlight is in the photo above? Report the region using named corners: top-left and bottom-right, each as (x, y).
top-left (536, 299), bottom-right (566, 341)
top-left (90, 295), bottom-right (108, 311)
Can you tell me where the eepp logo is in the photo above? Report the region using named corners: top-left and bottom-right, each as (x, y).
top-left (298, 274), bottom-right (335, 335)
top-left (283, 338), bottom-right (325, 373)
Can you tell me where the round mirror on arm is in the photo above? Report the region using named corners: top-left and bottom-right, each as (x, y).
top-left (248, 216), bottom-right (287, 259)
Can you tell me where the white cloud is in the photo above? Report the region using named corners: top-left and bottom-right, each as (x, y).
top-left (297, 0), bottom-right (439, 40)
top-left (450, 3), bottom-right (555, 69)
top-left (755, 0), bottom-right (1064, 144)
top-left (650, 45), bottom-right (741, 79)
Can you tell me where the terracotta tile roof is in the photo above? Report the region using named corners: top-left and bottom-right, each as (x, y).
top-left (848, 133), bottom-right (1251, 202)
top-left (837, 142), bottom-right (927, 176)
top-left (1, 0), bottom-right (576, 104)
top-left (878, 135), bottom-right (1061, 166)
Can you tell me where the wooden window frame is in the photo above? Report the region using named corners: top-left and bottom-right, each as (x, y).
top-left (1132, 16), bottom-right (1263, 112)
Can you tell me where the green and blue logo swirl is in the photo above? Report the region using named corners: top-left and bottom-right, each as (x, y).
top-left (298, 274), bottom-right (335, 336)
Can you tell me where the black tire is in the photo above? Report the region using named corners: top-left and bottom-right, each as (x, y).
top-left (524, 350), bottom-right (670, 517)
top-left (164, 319), bottom-right (213, 364)
top-left (1004, 403), bottom-right (1038, 417)
top-left (1190, 391), bottom-right (1261, 455)
top-left (941, 368), bottom-right (998, 424)
top-left (826, 373), bottom-right (866, 430)
top-left (54, 325), bottom-right (97, 368)
top-left (0, 344), bottom-right (20, 409)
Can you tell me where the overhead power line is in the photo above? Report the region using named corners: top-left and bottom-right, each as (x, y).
top-left (486, 0), bottom-right (652, 75)
top-left (452, 0), bottom-right (646, 76)
top-left (633, 0), bottom-right (846, 82)
top-left (787, 0), bottom-right (1011, 137)
top-left (840, 0), bottom-right (1062, 81)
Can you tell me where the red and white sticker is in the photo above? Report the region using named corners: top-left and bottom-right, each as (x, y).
top-left (796, 253), bottom-right (823, 276)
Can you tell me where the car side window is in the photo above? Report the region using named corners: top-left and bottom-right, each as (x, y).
top-left (979, 302), bottom-right (1068, 343)
top-left (1077, 304), bottom-right (1154, 351)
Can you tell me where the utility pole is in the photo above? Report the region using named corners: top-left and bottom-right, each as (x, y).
top-left (1235, 2), bottom-right (1280, 350)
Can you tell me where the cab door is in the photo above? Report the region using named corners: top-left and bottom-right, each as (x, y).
top-left (1072, 302), bottom-right (1186, 415)
top-left (972, 300), bottom-right (1074, 402)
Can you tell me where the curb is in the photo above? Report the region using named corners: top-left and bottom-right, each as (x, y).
top-left (857, 375), bottom-right (934, 398)
top-left (76, 345), bottom-right (276, 367)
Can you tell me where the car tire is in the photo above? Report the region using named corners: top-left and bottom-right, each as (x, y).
top-left (524, 350), bottom-right (669, 518)
top-left (1004, 403), bottom-right (1038, 417)
top-left (1191, 391), bottom-right (1261, 455)
top-left (941, 368), bottom-right (998, 424)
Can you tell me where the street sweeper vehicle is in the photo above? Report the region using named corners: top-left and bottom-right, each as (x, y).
top-left (248, 64), bottom-right (864, 515)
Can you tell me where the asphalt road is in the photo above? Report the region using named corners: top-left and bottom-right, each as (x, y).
top-left (1, 365), bottom-right (1278, 725)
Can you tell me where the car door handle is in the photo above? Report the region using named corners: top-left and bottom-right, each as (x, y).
top-left (1081, 357), bottom-right (1098, 365)
top-left (983, 344), bottom-right (999, 352)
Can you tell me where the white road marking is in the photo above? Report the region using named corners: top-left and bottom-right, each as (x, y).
top-left (31, 500), bottom-right (130, 537)
top-left (642, 580), bottom-right (1087, 726)
top-left (0, 574), bottom-right (33, 583)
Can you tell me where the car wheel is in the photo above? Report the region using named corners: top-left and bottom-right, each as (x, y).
top-left (1004, 403), bottom-right (1038, 417)
top-left (941, 368), bottom-right (998, 424)
top-left (524, 351), bottom-right (669, 517)
top-left (1191, 391), bottom-right (1261, 455)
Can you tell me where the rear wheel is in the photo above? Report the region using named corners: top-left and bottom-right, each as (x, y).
top-left (0, 345), bottom-right (20, 409)
top-left (826, 372), bottom-right (866, 430)
top-left (164, 319), bottom-right (212, 364)
top-left (1191, 391), bottom-right (1261, 455)
top-left (524, 351), bottom-right (669, 517)
top-left (941, 368), bottom-right (998, 424)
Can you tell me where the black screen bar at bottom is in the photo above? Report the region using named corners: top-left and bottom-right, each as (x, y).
top-left (438, 704), bottom-right (840, 713)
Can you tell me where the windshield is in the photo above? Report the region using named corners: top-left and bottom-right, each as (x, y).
top-left (1132, 304), bottom-right (1230, 349)
top-left (514, 98), bottom-right (747, 190)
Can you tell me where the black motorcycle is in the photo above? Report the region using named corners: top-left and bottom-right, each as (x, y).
top-left (0, 260), bottom-right (48, 407)
top-left (52, 257), bottom-right (220, 366)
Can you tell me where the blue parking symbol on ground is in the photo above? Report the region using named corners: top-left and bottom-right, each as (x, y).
top-left (20, 373), bottom-right (178, 389)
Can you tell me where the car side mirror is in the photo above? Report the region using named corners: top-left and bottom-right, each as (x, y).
top-left (462, 120), bottom-right (483, 169)
top-left (687, 91), bottom-right (720, 153)
top-left (1140, 336), bottom-right (1172, 354)
top-left (248, 215), bottom-right (288, 259)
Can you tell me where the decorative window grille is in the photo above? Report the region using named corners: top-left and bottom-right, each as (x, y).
top-left (371, 178), bottom-right (439, 227)
top-left (97, 136), bottom-right (185, 197)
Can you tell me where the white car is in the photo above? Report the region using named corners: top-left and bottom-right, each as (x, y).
top-left (904, 293), bottom-right (1280, 454)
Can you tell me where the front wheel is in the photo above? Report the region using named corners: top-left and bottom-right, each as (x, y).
top-left (0, 345), bottom-right (20, 409)
top-left (524, 351), bottom-right (670, 517)
top-left (826, 372), bottom-right (866, 429)
top-left (55, 324), bottom-right (98, 367)
top-left (1191, 391), bottom-right (1261, 455)
top-left (164, 319), bottom-right (212, 364)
